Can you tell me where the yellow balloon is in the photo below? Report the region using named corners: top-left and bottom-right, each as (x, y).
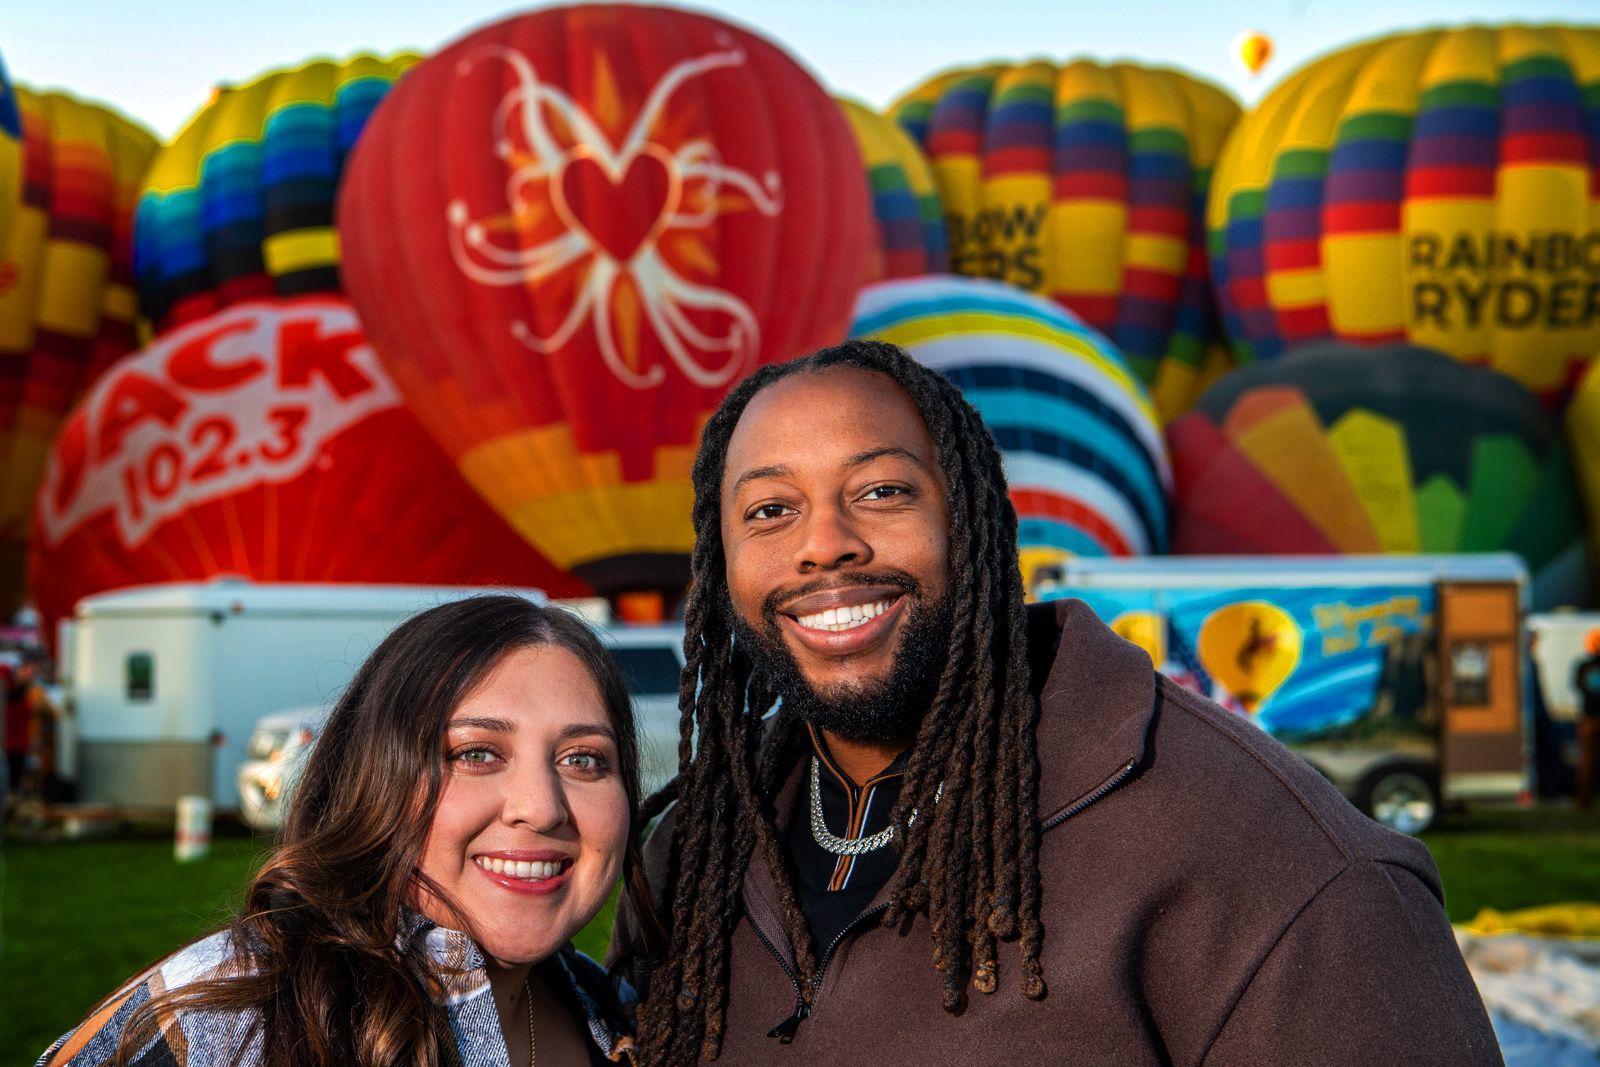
top-left (1197, 601), bottom-right (1302, 713)
top-left (1112, 610), bottom-right (1166, 667)
top-left (1231, 31), bottom-right (1274, 76)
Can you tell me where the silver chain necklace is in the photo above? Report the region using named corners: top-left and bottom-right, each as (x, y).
top-left (809, 756), bottom-right (917, 856)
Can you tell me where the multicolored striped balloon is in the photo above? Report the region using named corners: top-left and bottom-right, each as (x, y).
top-left (135, 53), bottom-right (418, 335)
top-left (851, 276), bottom-right (1171, 592)
top-left (1208, 25), bottom-right (1600, 405)
top-left (837, 98), bottom-right (948, 280)
top-left (1170, 342), bottom-right (1587, 609)
top-left (0, 87), bottom-right (158, 615)
top-left (889, 60), bottom-right (1240, 420)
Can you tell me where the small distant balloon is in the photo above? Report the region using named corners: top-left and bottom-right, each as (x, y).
top-left (1231, 31), bottom-right (1273, 76)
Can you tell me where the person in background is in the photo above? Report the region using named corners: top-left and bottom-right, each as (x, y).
top-left (1572, 629), bottom-right (1600, 811)
top-left (1, 655), bottom-right (24, 798)
top-left (41, 596), bottom-right (661, 1067)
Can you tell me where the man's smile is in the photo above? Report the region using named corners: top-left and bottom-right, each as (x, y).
top-left (779, 591), bottom-right (907, 656)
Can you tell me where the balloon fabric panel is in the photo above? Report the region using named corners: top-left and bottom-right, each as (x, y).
top-left (0, 87), bottom-right (158, 615)
top-left (1170, 342), bottom-right (1587, 608)
top-left (29, 297), bottom-right (587, 640)
top-left (837, 97), bottom-right (948, 280)
top-left (134, 54), bottom-right (418, 335)
top-left (889, 59), bottom-right (1240, 421)
top-left (1208, 25), bottom-right (1600, 404)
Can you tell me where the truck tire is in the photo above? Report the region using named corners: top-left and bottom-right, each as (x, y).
top-left (1355, 763), bottom-right (1438, 835)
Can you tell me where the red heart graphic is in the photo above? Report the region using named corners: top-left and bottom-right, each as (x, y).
top-left (556, 151), bottom-right (675, 263)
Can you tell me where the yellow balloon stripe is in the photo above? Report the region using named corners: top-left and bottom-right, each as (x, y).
top-left (1325, 407), bottom-right (1420, 552)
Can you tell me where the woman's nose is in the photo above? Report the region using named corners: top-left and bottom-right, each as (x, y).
top-left (502, 764), bottom-right (571, 834)
top-left (794, 503), bottom-right (873, 572)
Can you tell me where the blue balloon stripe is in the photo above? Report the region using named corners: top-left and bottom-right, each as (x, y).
top-left (963, 387), bottom-right (1166, 529)
top-left (1016, 519), bottom-right (1113, 557)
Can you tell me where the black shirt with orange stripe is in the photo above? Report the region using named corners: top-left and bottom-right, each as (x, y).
top-left (784, 724), bottom-right (907, 952)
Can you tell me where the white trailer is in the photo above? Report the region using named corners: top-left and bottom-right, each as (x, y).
top-left (62, 579), bottom-right (607, 812)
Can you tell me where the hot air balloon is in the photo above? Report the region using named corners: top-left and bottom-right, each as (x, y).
top-left (0, 86), bottom-right (159, 615)
top-left (888, 59), bottom-right (1242, 420)
top-left (1197, 599), bottom-right (1301, 714)
top-left (1231, 32), bottom-right (1274, 78)
top-left (1208, 25), bottom-right (1600, 405)
top-left (837, 97), bottom-right (948, 281)
top-left (1168, 342), bottom-right (1587, 609)
top-left (851, 276), bottom-right (1170, 593)
top-left (134, 53), bottom-right (418, 336)
top-left (30, 296), bottom-right (588, 639)
top-left (337, 5), bottom-right (872, 606)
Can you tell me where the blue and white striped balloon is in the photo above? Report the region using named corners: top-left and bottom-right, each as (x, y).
top-left (851, 276), bottom-right (1171, 584)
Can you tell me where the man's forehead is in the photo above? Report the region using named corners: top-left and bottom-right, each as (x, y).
top-left (723, 367), bottom-right (935, 484)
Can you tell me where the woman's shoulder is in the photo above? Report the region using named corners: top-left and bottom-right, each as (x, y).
top-left (39, 931), bottom-right (258, 1067)
top-left (551, 947), bottom-right (637, 1064)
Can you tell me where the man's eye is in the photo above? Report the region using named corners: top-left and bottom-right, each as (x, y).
top-left (753, 504), bottom-right (789, 520)
top-left (863, 485), bottom-right (905, 500)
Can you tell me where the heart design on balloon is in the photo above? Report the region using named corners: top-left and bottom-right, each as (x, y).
top-left (553, 146), bottom-right (679, 264)
top-left (446, 42), bottom-right (784, 391)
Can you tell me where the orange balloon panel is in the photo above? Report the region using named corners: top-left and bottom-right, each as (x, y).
top-left (30, 297), bottom-right (587, 637)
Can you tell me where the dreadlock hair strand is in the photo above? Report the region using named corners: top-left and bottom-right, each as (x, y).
top-left (635, 340), bottom-right (1044, 1066)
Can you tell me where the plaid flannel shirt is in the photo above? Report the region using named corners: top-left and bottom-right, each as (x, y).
top-left (38, 911), bottom-right (635, 1067)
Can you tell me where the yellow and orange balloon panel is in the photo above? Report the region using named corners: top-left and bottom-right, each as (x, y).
top-left (837, 98), bottom-right (949, 281)
top-left (1208, 25), bottom-right (1600, 405)
top-left (889, 59), bottom-right (1241, 420)
top-left (1171, 342), bottom-right (1587, 611)
top-left (0, 83), bottom-right (158, 615)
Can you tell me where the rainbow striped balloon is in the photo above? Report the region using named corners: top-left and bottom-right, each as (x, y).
top-left (890, 60), bottom-right (1240, 421)
top-left (0, 85), bottom-right (158, 613)
top-left (851, 276), bottom-right (1170, 590)
top-left (135, 53), bottom-right (418, 335)
top-left (838, 98), bottom-right (948, 280)
top-left (1209, 25), bottom-right (1600, 405)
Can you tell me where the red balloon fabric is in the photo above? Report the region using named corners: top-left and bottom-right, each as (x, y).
top-left (30, 296), bottom-right (587, 634)
top-left (338, 4), bottom-right (872, 596)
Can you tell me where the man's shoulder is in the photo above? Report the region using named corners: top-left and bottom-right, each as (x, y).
top-left (1031, 597), bottom-right (1438, 892)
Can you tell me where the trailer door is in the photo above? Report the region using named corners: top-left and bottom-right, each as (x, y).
top-left (1437, 582), bottom-right (1525, 800)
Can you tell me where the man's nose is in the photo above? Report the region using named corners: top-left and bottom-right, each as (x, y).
top-left (794, 502), bottom-right (873, 572)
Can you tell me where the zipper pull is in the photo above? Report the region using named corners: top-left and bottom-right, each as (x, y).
top-left (767, 1003), bottom-right (810, 1043)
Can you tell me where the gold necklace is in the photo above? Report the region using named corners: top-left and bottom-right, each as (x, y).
top-left (524, 975), bottom-right (537, 1067)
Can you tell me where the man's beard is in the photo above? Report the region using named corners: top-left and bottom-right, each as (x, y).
top-left (730, 573), bottom-right (954, 743)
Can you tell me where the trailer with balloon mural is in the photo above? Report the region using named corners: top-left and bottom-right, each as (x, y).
top-left (1036, 552), bottom-right (1531, 834)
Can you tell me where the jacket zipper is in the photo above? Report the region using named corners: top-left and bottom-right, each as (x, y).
top-left (764, 902), bottom-right (890, 1043)
top-left (1041, 758), bottom-right (1137, 832)
top-left (763, 757), bottom-right (1137, 1041)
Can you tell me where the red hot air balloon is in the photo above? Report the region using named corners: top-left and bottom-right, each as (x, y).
top-left (30, 297), bottom-right (588, 637)
top-left (338, 5), bottom-right (871, 600)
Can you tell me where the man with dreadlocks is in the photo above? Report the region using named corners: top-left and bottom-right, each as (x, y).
top-left (611, 341), bottom-right (1499, 1066)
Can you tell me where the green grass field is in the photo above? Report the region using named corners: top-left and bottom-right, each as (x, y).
top-left (4, 806), bottom-right (1599, 1066)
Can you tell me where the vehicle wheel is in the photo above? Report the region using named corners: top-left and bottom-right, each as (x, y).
top-left (1357, 765), bottom-right (1438, 835)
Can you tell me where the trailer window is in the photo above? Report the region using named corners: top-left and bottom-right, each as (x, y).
top-left (612, 647), bottom-right (682, 696)
top-left (126, 652), bottom-right (154, 701)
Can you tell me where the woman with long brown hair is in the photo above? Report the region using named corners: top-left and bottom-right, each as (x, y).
top-left (41, 595), bottom-right (662, 1067)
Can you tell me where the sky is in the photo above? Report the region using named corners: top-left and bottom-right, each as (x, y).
top-left (0, 0), bottom-right (1596, 139)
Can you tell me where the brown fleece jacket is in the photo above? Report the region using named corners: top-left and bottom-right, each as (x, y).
top-left (613, 598), bottom-right (1503, 1066)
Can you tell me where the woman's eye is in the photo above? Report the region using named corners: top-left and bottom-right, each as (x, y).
top-left (455, 748), bottom-right (497, 766)
top-left (560, 751), bottom-right (609, 774)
